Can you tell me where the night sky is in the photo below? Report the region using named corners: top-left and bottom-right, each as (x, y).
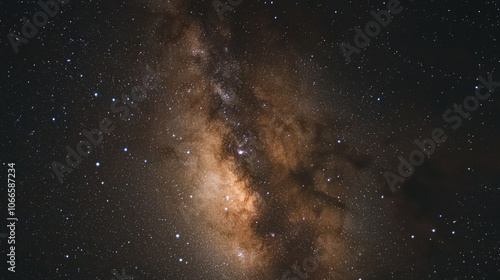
top-left (1, 0), bottom-right (500, 279)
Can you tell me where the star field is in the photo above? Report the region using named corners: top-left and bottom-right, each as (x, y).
top-left (1, 0), bottom-right (499, 279)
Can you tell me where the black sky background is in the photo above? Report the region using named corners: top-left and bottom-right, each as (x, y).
top-left (1, 0), bottom-right (499, 279)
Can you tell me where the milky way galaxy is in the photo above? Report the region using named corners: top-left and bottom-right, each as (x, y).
top-left (143, 1), bottom-right (379, 278)
top-left (4, 0), bottom-right (500, 279)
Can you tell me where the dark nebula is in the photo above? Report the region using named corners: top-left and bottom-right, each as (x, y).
top-left (1, 0), bottom-right (499, 279)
